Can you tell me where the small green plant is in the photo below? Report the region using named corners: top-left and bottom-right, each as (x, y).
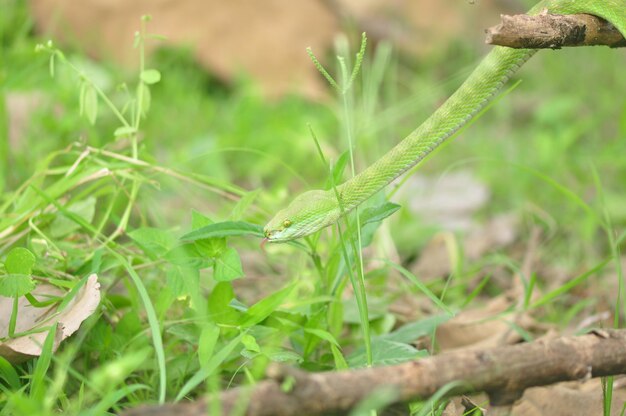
top-left (0, 247), bottom-right (51, 338)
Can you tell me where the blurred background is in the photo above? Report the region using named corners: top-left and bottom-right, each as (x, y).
top-left (2, 0), bottom-right (626, 270)
top-left (25, 0), bottom-right (514, 98)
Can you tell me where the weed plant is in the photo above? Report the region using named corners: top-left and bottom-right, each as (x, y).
top-left (1, 1), bottom-right (626, 415)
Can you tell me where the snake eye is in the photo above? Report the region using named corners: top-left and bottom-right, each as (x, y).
top-left (282, 219), bottom-right (292, 228)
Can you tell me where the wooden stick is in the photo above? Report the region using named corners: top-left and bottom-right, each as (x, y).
top-left (123, 329), bottom-right (626, 416)
top-left (486, 12), bottom-right (626, 48)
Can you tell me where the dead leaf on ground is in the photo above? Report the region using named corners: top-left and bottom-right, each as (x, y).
top-left (442, 399), bottom-right (461, 416)
top-left (388, 214), bottom-right (519, 323)
top-left (511, 378), bottom-right (626, 416)
top-left (442, 395), bottom-right (489, 416)
top-left (411, 213), bottom-right (518, 281)
top-left (0, 274), bottom-right (100, 364)
top-left (434, 291), bottom-right (549, 351)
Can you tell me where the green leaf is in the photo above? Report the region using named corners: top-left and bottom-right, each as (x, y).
top-left (0, 274), bottom-right (36, 297)
top-left (385, 260), bottom-right (454, 315)
top-left (303, 327), bottom-right (340, 347)
top-left (0, 356), bottom-right (20, 389)
top-left (164, 244), bottom-right (211, 269)
top-left (49, 53), bottom-right (55, 77)
top-left (342, 297), bottom-right (387, 323)
top-left (104, 251), bottom-right (167, 403)
top-left (137, 82), bottom-right (151, 116)
top-left (57, 273), bottom-right (91, 312)
top-left (88, 384), bottom-right (148, 415)
top-left (83, 84), bottom-right (98, 125)
top-left (349, 386), bottom-right (398, 416)
top-left (79, 81), bottom-right (87, 117)
top-left (213, 247), bottom-right (244, 282)
top-left (194, 237), bottom-right (226, 259)
top-left (330, 344), bottom-right (348, 370)
top-left (348, 339), bottom-right (427, 368)
top-left (241, 334), bottom-right (261, 353)
top-left (30, 325), bottom-right (57, 401)
top-left (115, 312), bottom-right (143, 340)
top-left (114, 126), bottom-right (138, 137)
top-left (230, 189), bottom-right (261, 221)
top-left (266, 349), bottom-right (302, 363)
top-left (360, 202), bottom-right (401, 227)
top-left (89, 348), bottom-right (151, 394)
top-left (181, 221), bottom-right (264, 241)
top-left (228, 298), bottom-right (249, 312)
top-left (326, 151), bottom-right (349, 189)
top-left (188, 212), bottom-right (227, 258)
top-left (191, 210), bottom-right (213, 229)
top-left (29, 238), bottom-right (48, 258)
top-left (5, 247), bottom-right (36, 275)
top-left (240, 283), bottom-right (296, 328)
top-left (166, 267), bottom-right (201, 306)
top-left (208, 282), bottom-right (240, 325)
top-left (384, 315), bottom-right (451, 344)
top-left (128, 227), bottom-right (177, 259)
top-left (140, 69), bottom-right (161, 85)
top-left (209, 282), bottom-right (234, 308)
top-left (49, 197), bottom-right (96, 238)
top-left (198, 324), bottom-right (220, 367)
top-left (176, 333), bottom-right (244, 401)
top-left (531, 259), bottom-right (608, 308)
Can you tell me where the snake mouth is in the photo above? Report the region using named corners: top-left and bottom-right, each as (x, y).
top-left (262, 229), bottom-right (283, 242)
top-left (263, 228), bottom-right (277, 240)
top-left (264, 233), bottom-right (286, 243)
top-left (261, 227), bottom-right (297, 243)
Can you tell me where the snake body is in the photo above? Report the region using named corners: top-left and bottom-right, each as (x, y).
top-left (264, 0), bottom-right (626, 242)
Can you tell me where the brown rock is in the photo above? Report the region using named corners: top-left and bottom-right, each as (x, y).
top-left (29, 0), bottom-right (517, 99)
top-left (29, 0), bottom-right (338, 99)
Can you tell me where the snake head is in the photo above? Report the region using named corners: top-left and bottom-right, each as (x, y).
top-left (263, 190), bottom-right (341, 243)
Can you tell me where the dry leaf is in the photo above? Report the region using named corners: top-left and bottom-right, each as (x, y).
top-left (411, 213), bottom-right (518, 281)
top-left (0, 274), bottom-right (100, 364)
top-left (512, 378), bottom-right (626, 416)
top-left (435, 293), bottom-right (527, 351)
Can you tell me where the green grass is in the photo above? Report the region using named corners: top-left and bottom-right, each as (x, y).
top-left (2, 0), bottom-right (626, 414)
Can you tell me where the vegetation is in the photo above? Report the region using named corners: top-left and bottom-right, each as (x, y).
top-left (1, 1), bottom-right (626, 414)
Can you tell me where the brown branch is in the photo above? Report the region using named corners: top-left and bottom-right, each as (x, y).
top-left (123, 329), bottom-right (626, 416)
top-left (486, 11), bottom-right (626, 48)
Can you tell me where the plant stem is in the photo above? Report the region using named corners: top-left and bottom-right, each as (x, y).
top-left (8, 297), bottom-right (18, 337)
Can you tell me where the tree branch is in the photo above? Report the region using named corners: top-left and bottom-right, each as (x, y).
top-left (123, 329), bottom-right (626, 416)
top-left (486, 11), bottom-right (626, 48)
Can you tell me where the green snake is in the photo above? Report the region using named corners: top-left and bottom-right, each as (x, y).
top-left (264, 0), bottom-right (626, 243)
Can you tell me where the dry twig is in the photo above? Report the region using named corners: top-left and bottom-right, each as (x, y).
top-left (486, 12), bottom-right (626, 48)
top-left (123, 329), bottom-right (626, 416)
